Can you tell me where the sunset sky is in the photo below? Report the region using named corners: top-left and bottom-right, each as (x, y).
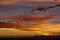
top-left (0, 0), bottom-right (60, 37)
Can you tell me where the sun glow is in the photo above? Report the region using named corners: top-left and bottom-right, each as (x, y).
top-left (0, 23), bottom-right (60, 37)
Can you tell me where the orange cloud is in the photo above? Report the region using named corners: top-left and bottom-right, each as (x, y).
top-left (0, 23), bottom-right (60, 37)
top-left (0, 0), bottom-right (60, 5)
top-left (27, 0), bottom-right (60, 2)
top-left (0, 0), bottom-right (21, 5)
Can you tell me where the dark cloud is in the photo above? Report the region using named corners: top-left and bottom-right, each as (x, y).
top-left (0, 22), bottom-right (16, 28)
top-left (32, 4), bottom-right (60, 12)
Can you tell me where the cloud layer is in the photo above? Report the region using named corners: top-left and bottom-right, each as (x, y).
top-left (0, 0), bottom-right (60, 5)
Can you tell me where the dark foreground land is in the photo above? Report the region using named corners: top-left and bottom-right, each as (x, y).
top-left (0, 36), bottom-right (60, 40)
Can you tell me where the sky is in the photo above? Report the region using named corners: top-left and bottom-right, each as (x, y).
top-left (0, 0), bottom-right (60, 37)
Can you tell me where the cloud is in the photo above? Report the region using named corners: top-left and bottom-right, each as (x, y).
top-left (0, 0), bottom-right (60, 5)
top-left (30, 0), bottom-right (51, 1)
top-left (0, 23), bottom-right (60, 37)
top-left (32, 4), bottom-right (60, 12)
top-left (0, 0), bottom-right (21, 5)
top-left (0, 28), bottom-right (39, 37)
top-left (0, 13), bottom-right (58, 29)
top-left (0, 13), bottom-right (59, 29)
